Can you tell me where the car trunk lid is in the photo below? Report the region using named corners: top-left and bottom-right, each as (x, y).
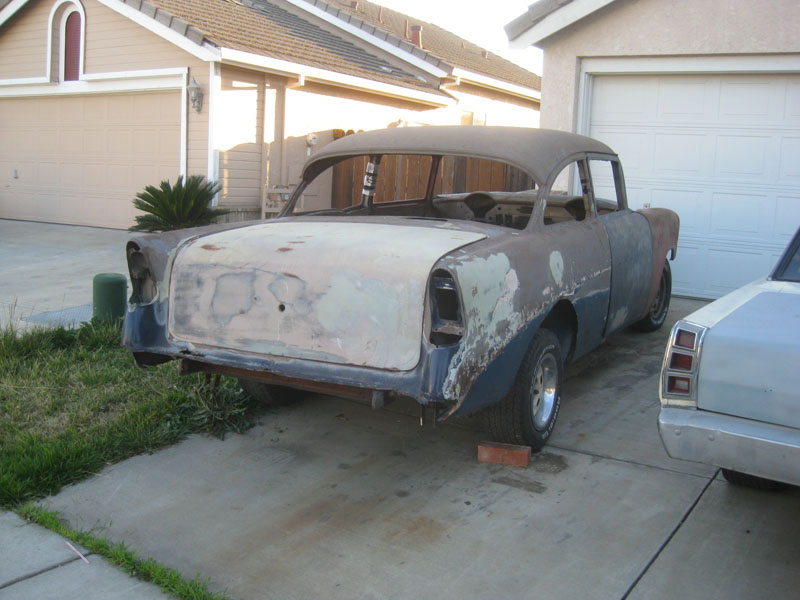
top-left (168, 220), bottom-right (486, 371)
top-left (697, 291), bottom-right (800, 429)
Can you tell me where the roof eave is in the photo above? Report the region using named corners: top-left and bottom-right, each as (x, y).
top-left (506, 0), bottom-right (617, 49)
top-left (449, 67), bottom-right (541, 103)
top-left (220, 47), bottom-right (453, 108)
top-left (0, 0), bottom-right (29, 28)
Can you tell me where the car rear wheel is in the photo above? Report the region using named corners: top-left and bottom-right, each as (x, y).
top-left (238, 378), bottom-right (300, 405)
top-left (633, 260), bottom-right (671, 332)
top-left (721, 468), bottom-right (789, 491)
top-left (486, 328), bottom-right (563, 451)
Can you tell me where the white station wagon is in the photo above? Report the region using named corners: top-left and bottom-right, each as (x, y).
top-left (658, 226), bottom-right (800, 489)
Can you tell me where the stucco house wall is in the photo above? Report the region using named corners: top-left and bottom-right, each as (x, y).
top-left (539, 0), bottom-right (800, 131)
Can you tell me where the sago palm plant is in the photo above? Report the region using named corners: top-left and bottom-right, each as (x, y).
top-left (129, 175), bottom-right (229, 232)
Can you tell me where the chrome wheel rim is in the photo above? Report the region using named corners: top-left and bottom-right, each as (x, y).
top-left (531, 353), bottom-right (558, 430)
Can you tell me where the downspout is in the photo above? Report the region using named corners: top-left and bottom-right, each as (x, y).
top-left (180, 69), bottom-right (188, 177)
top-left (259, 72), bottom-right (269, 219)
top-left (275, 80), bottom-right (288, 188)
top-left (207, 61), bottom-right (220, 205)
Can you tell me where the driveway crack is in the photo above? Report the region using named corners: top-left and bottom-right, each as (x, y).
top-left (619, 470), bottom-right (719, 599)
top-left (0, 552), bottom-right (95, 591)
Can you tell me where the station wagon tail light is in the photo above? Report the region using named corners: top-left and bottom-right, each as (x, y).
top-left (660, 321), bottom-right (707, 407)
top-left (675, 329), bottom-right (696, 349)
top-left (429, 269), bottom-right (464, 347)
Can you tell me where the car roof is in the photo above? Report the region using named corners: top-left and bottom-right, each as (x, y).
top-left (303, 126), bottom-right (616, 184)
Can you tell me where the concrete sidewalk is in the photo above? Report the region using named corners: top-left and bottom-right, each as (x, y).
top-left (3, 218), bottom-right (800, 599)
top-left (0, 512), bottom-right (169, 599)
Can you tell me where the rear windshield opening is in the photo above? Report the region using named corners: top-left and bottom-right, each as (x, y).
top-left (289, 153), bottom-right (538, 230)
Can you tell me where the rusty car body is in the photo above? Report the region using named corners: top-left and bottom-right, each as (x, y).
top-left (123, 127), bottom-right (679, 450)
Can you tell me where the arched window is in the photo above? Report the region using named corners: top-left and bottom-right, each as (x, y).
top-left (63, 11), bottom-right (81, 81)
top-left (48, 0), bottom-right (86, 82)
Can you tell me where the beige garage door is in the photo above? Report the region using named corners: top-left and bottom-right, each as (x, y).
top-left (589, 74), bottom-right (800, 299)
top-left (0, 91), bottom-right (180, 229)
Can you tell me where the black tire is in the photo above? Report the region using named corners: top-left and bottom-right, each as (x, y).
top-left (633, 260), bottom-right (672, 332)
top-left (721, 469), bottom-right (789, 492)
top-left (238, 378), bottom-right (300, 405)
top-left (486, 328), bottom-right (563, 451)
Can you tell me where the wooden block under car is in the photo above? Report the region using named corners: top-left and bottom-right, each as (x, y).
top-left (477, 441), bottom-right (531, 467)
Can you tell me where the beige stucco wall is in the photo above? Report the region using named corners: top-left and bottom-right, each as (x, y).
top-left (539, 0), bottom-right (800, 130)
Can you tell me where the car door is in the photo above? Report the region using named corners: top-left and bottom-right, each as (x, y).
top-left (540, 157), bottom-right (612, 358)
top-left (588, 156), bottom-right (653, 334)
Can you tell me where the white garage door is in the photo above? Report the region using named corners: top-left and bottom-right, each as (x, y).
top-left (589, 74), bottom-right (800, 298)
top-left (0, 91), bottom-right (180, 229)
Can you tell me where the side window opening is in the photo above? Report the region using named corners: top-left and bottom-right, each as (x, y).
top-left (588, 158), bottom-right (623, 215)
top-left (544, 160), bottom-right (591, 225)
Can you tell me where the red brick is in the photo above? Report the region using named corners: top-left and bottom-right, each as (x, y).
top-left (477, 441), bottom-right (531, 467)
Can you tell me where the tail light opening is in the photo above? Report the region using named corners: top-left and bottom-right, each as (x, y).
top-left (430, 270), bottom-right (463, 347)
top-left (127, 243), bottom-right (157, 304)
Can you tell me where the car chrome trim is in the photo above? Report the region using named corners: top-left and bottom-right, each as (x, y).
top-left (660, 320), bottom-right (707, 406)
top-left (658, 407), bottom-right (800, 487)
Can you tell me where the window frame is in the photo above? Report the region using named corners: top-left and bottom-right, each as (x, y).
top-left (48, 0), bottom-right (86, 83)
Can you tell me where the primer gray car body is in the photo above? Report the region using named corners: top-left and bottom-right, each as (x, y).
top-left (659, 226), bottom-right (800, 486)
top-left (123, 127), bottom-right (679, 437)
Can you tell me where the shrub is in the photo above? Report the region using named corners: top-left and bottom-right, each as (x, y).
top-left (129, 175), bottom-right (229, 232)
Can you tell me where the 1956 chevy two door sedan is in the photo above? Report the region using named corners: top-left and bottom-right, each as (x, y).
top-left (123, 127), bottom-right (679, 450)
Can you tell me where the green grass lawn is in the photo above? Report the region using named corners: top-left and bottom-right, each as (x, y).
top-left (0, 319), bottom-right (261, 599)
top-left (0, 319), bottom-right (259, 508)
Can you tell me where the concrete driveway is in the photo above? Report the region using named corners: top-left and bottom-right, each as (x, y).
top-left (0, 219), bottom-right (130, 329)
top-left (3, 219), bottom-right (799, 599)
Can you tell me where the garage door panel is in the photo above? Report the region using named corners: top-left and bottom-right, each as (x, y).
top-left (710, 191), bottom-right (770, 238)
top-left (705, 247), bottom-right (776, 296)
top-left (776, 196), bottom-right (800, 239)
top-left (652, 188), bottom-right (707, 233)
top-left (657, 78), bottom-right (713, 122)
top-left (593, 78), bottom-right (658, 122)
top-left (714, 135), bottom-right (771, 178)
top-left (670, 242), bottom-right (705, 297)
top-left (590, 73), bottom-right (800, 298)
top-left (787, 82), bottom-right (800, 120)
top-left (654, 133), bottom-right (705, 174)
top-left (590, 128), bottom-right (651, 172)
top-left (779, 138), bottom-right (800, 179)
top-left (0, 91), bottom-right (180, 229)
top-left (719, 79), bottom-right (776, 121)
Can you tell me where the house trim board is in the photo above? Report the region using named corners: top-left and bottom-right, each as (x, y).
top-left (508, 0), bottom-right (616, 49)
top-left (0, 0), bottom-right (27, 28)
top-left (450, 67), bottom-right (541, 101)
top-left (0, 67), bottom-right (187, 96)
